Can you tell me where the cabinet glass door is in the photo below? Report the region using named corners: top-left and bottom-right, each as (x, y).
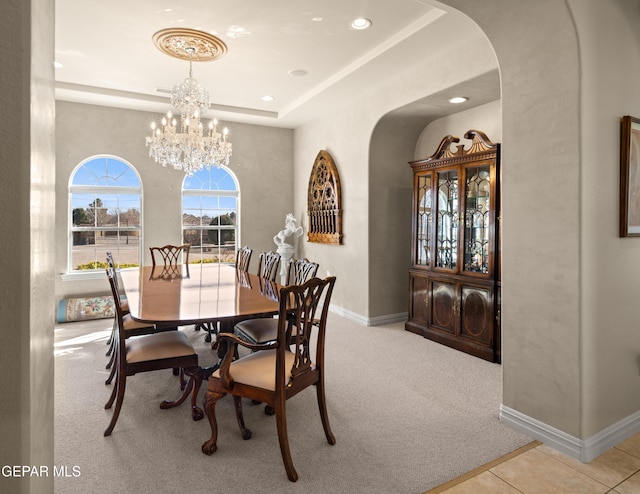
top-left (436, 170), bottom-right (458, 269)
top-left (415, 173), bottom-right (432, 266)
top-left (463, 165), bottom-right (490, 273)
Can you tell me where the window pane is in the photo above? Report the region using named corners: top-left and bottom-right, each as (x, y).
top-left (117, 207), bottom-right (141, 228)
top-left (71, 230), bottom-right (140, 269)
top-left (219, 196), bottom-right (237, 210)
top-left (183, 209), bottom-right (202, 226)
top-left (107, 158), bottom-right (140, 187)
top-left (183, 166), bottom-right (237, 191)
top-left (201, 195), bottom-right (219, 211)
top-left (217, 173), bottom-right (236, 191)
top-left (183, 229), bottom-right (204, 249)
top-left (72, 157), bottom-right (107, 185)
top-left (71, 193), bottom-right (98, 224)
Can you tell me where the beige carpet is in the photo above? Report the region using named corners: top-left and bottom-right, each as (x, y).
top-left (54, 314), bottom-right (531, 493)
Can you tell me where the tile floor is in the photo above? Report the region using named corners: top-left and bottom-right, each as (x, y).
top-left (427, 433), bottom-right (640, 494)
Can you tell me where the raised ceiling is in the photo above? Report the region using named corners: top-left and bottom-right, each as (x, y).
top-left (55, 0), bottom-right (499, 128)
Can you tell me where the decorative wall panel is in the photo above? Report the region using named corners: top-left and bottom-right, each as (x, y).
top-left (307, 150), bottom-right (343, 245)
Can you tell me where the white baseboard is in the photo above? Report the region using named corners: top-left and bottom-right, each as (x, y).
top-left (500, 404), bottom-right (640, 462)
top-left (329, 304), bottom-right (407, 327)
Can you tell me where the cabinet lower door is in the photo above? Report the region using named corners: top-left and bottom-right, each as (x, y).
top-left (459, 285), bottom-right (493, 348)
top-left (431, 279), bottom-right (457, 334)
top-left (407, 272), bottom-right (429, 334)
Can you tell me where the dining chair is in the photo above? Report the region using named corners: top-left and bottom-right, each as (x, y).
top-left (257, 251), bottom-right (281, 282)
top-left (149, 243), bottom-right (191, 267)
top-left (201, 276), bottom-right (337, 482)
top-left (105, 254), bottom-right (158, 384)
top-left (104, 268), bottom-right (204, 437)
top-left (234, 258), bottom-right (320, 346)
top-left (235, 246), bottom-right (253, 272)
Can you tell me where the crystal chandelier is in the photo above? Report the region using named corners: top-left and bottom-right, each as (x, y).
top-left (146, 29), bottom-right (232, 176)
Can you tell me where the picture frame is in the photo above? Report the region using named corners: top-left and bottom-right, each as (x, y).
top-left (620, 115), bottom-right (640, 237)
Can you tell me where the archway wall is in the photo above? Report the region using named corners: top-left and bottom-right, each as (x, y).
top-left (570, 0), bottom-right (640, 438)
top-left (440, 0), bottom-right (583, 437)
top-left (436, 0), bottom-right (640, 447)
top-left (293, 9), bottom-right (499, 322)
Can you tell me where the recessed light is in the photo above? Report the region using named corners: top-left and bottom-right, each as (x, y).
top-left (449, 97), bottom-right (468, 104)
top-left (288, 69), bottom-right (308, 77)
top-left (311, 17), bottom-right (323, 22)
top-left (261, 95), bottom-right (274, 102)
top-left (227, 25), bottom-right (249, 38)
top-left (351, 18), bottom-right (372, 30)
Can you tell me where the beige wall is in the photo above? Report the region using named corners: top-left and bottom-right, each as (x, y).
top-left (571, 0), bottom-right (640, 438)
top-left (55, 102), bottom-right (294, 299)
top-left (0, 1), bottom-right (56, 493)
top-left (293, 9), bottom-right (498, 321)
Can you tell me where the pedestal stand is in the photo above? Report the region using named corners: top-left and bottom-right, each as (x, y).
top-left (277, 244), bottom-right (294, 285)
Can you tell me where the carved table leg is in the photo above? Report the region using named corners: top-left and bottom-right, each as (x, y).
top-left (160, 367), bottom-right (204, 421)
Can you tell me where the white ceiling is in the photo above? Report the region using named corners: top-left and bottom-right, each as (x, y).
top-left (55, 0), bottom-right (498, 128)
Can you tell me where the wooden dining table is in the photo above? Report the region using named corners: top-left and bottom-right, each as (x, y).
top-left (119, 263), bottom-right (282, 371)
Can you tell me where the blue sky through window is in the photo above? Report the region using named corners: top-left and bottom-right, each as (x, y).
top-left (71, 156), bottom-right (141, 210)
top-left (182, 166), bottom-right (238, 213)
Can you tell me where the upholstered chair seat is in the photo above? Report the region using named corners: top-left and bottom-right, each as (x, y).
top-left (122, 313), bottom-right (153, 333)
top-left (212, 349), bottom-right (298, 391)
top-left (126, 331), bottom-right (197, 365)
top-left (234, 318), bottom-right (278, 345)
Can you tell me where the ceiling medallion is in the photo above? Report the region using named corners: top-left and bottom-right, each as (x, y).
top-left (152, 28), bottom-right (227, 62)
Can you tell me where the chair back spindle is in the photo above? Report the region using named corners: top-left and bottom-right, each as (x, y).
top-left (257, 251), bottom-right (281, 282)
top-left (286, 258), bottom-right (319, 285)
top-left (236, 246), bottom-right (252, 272)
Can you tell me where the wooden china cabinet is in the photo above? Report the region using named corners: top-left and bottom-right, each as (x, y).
top-left (406, 130), bottom-right (501, 363)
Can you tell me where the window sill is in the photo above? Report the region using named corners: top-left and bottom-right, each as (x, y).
top-left (60, 271), bottom-right (106, 282)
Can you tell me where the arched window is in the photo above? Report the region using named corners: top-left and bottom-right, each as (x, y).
top-left (182, 166), bottom-right (239, 264)
top-left (69, 155), bottom-right (142, 271)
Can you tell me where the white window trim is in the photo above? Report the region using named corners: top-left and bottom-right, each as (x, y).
top-left (67, 155), bottom-right (143, 273)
